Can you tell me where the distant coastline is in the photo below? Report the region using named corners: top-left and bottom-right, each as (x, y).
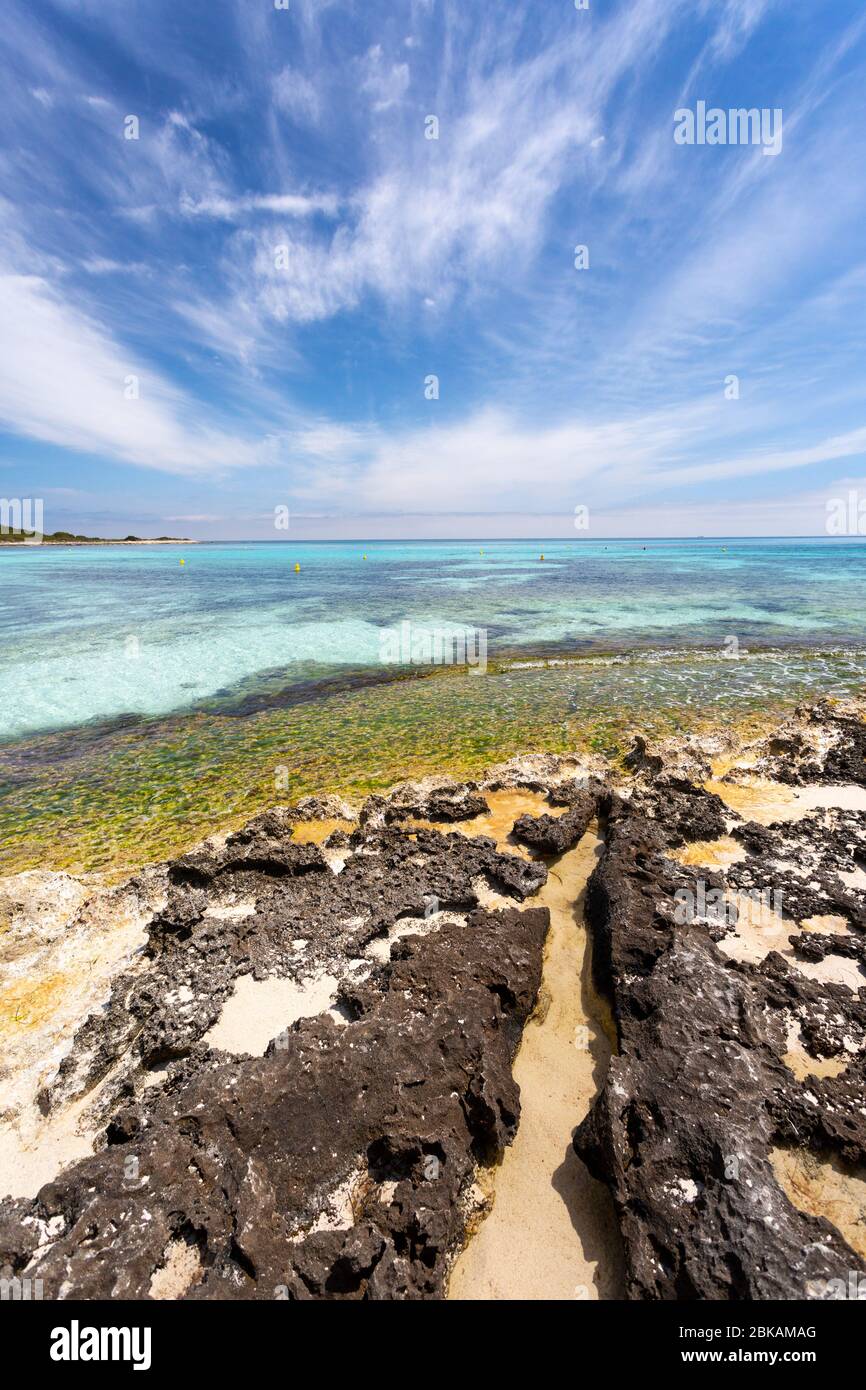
top-left (0, 531), bottom-right (195, 546)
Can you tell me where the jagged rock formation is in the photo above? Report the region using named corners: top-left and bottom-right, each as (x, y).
top-left (3, 708), bottom-right (866, 1302)
top-left (0, 775), bottom-right (554, 1300)
top-left (0, 905), bottom-right (548, 1299)
top-left (739, 699), bottom-right (866, 787)
top-left (575, 712), bottom-right (866, 1300)
top-left (511, 779), bottom-right (602, 855)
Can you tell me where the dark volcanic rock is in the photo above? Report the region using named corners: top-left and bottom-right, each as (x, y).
top-left (745, 701), bottom-right (866, 786)
top-left (730, 808), bottom-right (866, 931)
top-left (575, 784), bottom-right (866, 1300)
top-left (0, 800), bottom-right (552, 1300)
top-left (631, 781), bottom-right (730, 847)
top-left (511, 785), bottom-right (600, 855)
top-left (359, 779), bottom-right (489, 826)
top-left (7, 703), bottom-right (866, 1303)
top-left (1, 904), bottom-right (549, 1299)
top-left (38, 817), bottom-right (547, 1118)
top-left (416, 787), bottom-right (490, 822)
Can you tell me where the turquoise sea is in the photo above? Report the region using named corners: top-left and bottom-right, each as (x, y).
top-left (1, 537), bottom-right (864, 873)
top-left (2, 537), bottom-right (866, 743)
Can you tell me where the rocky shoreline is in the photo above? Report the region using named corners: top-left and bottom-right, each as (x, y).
top-left (1, 699), bottom-right (864, 1299)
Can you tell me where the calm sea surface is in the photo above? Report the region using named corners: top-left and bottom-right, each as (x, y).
top-left (1, 538), bottom-right (864, 872)
top-left (2, 537), bottom-right (865, 742)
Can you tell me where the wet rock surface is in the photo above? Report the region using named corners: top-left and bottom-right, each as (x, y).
top-left (575, 712), bottom-right (866, 1300)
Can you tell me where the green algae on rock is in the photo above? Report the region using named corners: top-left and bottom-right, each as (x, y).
top-left (1, 647), bottom-right (864, 877)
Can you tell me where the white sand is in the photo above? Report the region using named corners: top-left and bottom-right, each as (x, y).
top-left (0, 1097), bottom-right (99, 1200)
top-left (202, 972), bottom-right (341, 1055)
top-left (365, 910), bottom-right (462, 964)
top-left (148, 1240), bottom-right (203, 1299)
top-left (707, 778), bottom-right (866, 826)
top-left (448, 819), bottom-right (623, 1300)
top-left (782, 1019), bottom-right (849, 1081)
top-left (718, 892), bottom-right (865, 990)
top-left (0, 868), bottom-right (160, 1201)
top-left (771, 1146), bottom-right (866, 1263)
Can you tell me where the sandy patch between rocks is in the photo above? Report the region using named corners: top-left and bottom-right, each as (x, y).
top-left (448, 824), bottom-right (624, 1301)
top-left (406, 789), bottom-right (557, 860)
top-left (0, 869), bottom-right (162, 1201)
top-left (707, 778), bottom-right (866, 826)
top-left (0, 1095), bottom-right (100, 1201)
top-left (771, 1146), bottom-right (866, 1264)
top-left (782, 1019), bottom-right (850, 1081)
top-left (671, 836), bottom-right (747, 869)
top-left (290, 818), bottom-right (355, 845)
top-left (149, 1240), bottom-right (204, 1299)
top-left (365, 910), bottom-right (463, 964)
top-left (717, 892), bottom-right (865, 990)
top-left (202, 972), bottom-right (342, 1055)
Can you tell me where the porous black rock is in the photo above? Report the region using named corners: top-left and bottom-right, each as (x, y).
top-left (575, 772), bottom-right (866, 1300)
top-left (511, 782), bottom-right (602, 855)
top-left (1, 905), bottom-right (549, 1300)
top-left (0, 800), bottom-right (552, 1301)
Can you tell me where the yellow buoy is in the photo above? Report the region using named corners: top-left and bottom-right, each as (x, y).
top-left (539, 553), bottom-right (545, 561)
top-left (362, 553), bottom-right (367, 560)
top-left (294, 562), bottom-right (301, 572)
top-left (179, 558), bottom-right (185, 566)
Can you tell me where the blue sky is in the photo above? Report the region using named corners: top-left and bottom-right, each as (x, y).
top-left (1, 0), bottom-right (865, 538)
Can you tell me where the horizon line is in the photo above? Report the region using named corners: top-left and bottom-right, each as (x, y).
top-left (73, 533), bottom-right (866, 544)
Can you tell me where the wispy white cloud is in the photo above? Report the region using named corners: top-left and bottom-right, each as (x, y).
top-left (279, 401), bottom-right (866, 521)
top-left (653, 426), bottom-right (866, 488)
top-left (0, 271), bottom-right (267, 474)
top-left (272, 66), bottom-right (323, 126)
top-left (180, 191), bottom-right (339, 220)
top-left (80, 257), bottom-right (150, 275)
top-left (0, 0), bottom-right (864, 537)
top-left (691, 0), bottom-right (780, 76)
top-left (198, 0), bottom-right (680, 336)
top-left (358, 44), bottom-right (410, 112)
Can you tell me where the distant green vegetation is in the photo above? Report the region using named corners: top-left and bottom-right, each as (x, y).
top-left (0, 530), bottom-right (189, 544)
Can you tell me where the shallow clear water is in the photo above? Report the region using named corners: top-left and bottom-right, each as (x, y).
top-left (0, 538), bottom-right (864, 874)
top-left (2, 537), bottom-right (866, 741)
